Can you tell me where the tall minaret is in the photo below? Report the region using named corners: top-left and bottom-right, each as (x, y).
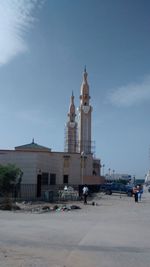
top-left (78, 67), bottom-right (92, 154)
top-left (65, 92), bottom-right (77, 153)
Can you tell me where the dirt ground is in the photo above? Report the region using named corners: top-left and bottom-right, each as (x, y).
top-left (0, 189), bottom-right (150, 267)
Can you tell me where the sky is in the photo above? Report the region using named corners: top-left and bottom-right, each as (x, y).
top-left (0, 0), bottom-right (150, 179)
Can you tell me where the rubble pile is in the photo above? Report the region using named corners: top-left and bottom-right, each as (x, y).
top-left (14, 201), bottom-right (81, 213)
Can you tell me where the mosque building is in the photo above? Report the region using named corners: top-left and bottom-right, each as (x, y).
top-left (0, 68), bottom-right (104, 199)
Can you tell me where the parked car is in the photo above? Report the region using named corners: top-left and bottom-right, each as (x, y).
top-left (99, 183), bottom-right (112, 195)
top-left (99, 183), bottom-right (134, 196)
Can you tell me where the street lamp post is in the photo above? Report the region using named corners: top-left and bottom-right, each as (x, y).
top-left (102, 164), bottom-right (105, 176)
top-left (81, 151), bottom-right (86, 185)
top-left (108, 168), bottom-right (111, 181)
top-left (112, 169), bottom-right (115, 180)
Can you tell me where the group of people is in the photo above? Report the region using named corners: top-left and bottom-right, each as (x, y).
top-left (82, 184), bottom-right (144, 204)
top-left (133, 185), bottom-right (143, 202)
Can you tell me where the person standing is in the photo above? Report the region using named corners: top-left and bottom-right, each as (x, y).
top-left (82, 185), bottom-right (89, 204)
top-left (138, 185), bottom-right (143, 201)
top-left (134, 186), bottom-right (139, 203)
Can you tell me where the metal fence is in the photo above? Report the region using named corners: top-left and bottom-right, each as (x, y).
top-left (0, 184), bottom-right (80, 202)
top-left (0, 183), bottom-right (100, 202)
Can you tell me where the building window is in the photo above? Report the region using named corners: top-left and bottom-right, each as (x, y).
top-left (50, 173), bottom-right (56, 185)
top-left (63, 155), bottom-right (70, 168)
top-left (63, 175), bottom-right (68, 184)
top-left (41, 172), bottom-right (49, 185)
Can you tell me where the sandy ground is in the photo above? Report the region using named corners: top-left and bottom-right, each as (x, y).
top-left (0, 188), bottom-right (150, 267)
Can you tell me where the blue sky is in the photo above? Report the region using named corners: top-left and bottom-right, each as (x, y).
top-left (0, 0), bottom-right (150, 179)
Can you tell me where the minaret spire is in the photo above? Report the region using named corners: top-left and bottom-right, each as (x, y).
top-left (80, 67), bottom-right (90, 105)
top-left (64, 92), bottom-right (77, 153)
top-left (83, 66), bottom-right (88, 83)
top-left (68, 91), bottom-right (76, 122)
top-left (78, 68), bottom-right (92, 154)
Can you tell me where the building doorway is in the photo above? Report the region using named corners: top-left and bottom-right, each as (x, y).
top-left (37, 174), bottom-right (42, 197)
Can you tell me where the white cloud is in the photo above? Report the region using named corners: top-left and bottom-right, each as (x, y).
top-left (108, 75), bottom-right (150, 107)
top-left (0, 0), bottom-right (44, 66)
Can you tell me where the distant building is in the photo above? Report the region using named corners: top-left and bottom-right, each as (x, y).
top-left (105, 173), bottom-right (132, 182)
top-left (0, 69), bottom-right (104, 199)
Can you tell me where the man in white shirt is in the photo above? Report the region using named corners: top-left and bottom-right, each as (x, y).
top-left (82, 185), bottom-right (89, 204)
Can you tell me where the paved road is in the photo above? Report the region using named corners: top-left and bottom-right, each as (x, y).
top-left (0, 188), bottom-right (150, 267)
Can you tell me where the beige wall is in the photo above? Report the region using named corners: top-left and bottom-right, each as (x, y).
top-left (0, 150), bottom-right (94, 186)
top-left (0, 149), bottom-right (102, 199)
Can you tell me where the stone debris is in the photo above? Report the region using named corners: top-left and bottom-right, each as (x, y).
top-left (13, 202), bottom-right (81, 213)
